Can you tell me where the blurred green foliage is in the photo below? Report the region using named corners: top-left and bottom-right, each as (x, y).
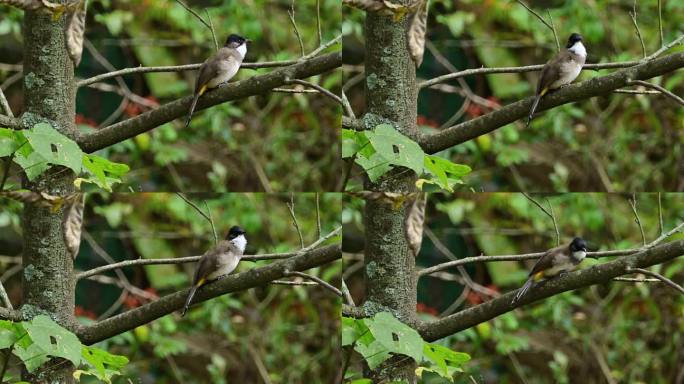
top-left (0, 0), bottom-right (341, 192)
top-left (343, 0), bottom-right (684, 191)
top-left (0, 192), bottom-right (341, 382)
top-left (343, 193), bottom-right (684, 383)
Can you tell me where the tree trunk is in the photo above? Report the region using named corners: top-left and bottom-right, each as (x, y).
top-left (20, 3), bottom-right (78, 382)
top-left (364, 10), bottom-right (418, 193)
top-left (362, 6), bottom-right (420, 382)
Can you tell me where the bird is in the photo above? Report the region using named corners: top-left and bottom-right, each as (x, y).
top-left (181, 225), bottom-right (247, 316)
top-left (184, 34), bottom-right (250, 128)
top-left (526, 33), bottom-right (587, 128)
top-left (511, 237), bottom-right (588, 305)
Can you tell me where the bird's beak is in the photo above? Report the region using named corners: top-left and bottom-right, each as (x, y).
top-left (246, 39), bottom-right (253, 45)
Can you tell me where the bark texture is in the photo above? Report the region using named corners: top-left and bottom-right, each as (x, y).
top-left (21, 4), bottom-right (77, 382)
top-left (362, 5), bottom-right (421, 382)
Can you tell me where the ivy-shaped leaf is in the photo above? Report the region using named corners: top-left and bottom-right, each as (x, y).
top-left (22, 315), bottom-right (82, 367)
top-left (366, 312), bottom-right (423, 363)
top-left (365, 124), bottom-right (424, 174)
top-left (23, 123), bottom-right (82, 174)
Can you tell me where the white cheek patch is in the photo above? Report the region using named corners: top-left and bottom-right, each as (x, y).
top-left (568, 41), bottom-right (587, 58)
top-left (231, 234), bottom-right (247, 253)
top-left (236, 44), bottom-right (247, 60)
top-left (572, 250), bottom-right (586, 261)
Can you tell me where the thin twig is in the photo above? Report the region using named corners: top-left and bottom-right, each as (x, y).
top-left (301, 34), bottom-right (342, 61)
top-left (288, 0), bottom-right (305, 57)
top-left (644, 34), bottom-right (684, 61)
top-left (316, 0), bottom-right (322, 46)
top-left (0, 86), bottom-right (13, 117)
top-left (285, 78), bottom-right (342, 105)
top-left (418, 248), bottom-right (640, 277)
top-left (613, 277), bottom-right (660, 283)
top-left (613, 89), bottom-right (661, 94)
top-left (628, 194), bottom-right (647, 246)
top-left (419, 60), bottom-right (641, 89)
top-left (658, 193), bottom-right (664, 237)
top-left (203, 200), bottom-right (218, 246)
top-left (270, 280), bottom-right (318, 286)
top-left (271, 88), bottom-right (319, 94)
top-left (75, 226), bottom-right (341, 281)
top-left (175, 193), bottom-right (218, 246)
top-left (174, 0), bottom-right (212, 31)
top-left (646, 222), bottom-right (684, 248)
top-left (626, 267), bottom-right (684, 294)
top-left (514, 0), bottom-right (553, 30)
top-left (425, 228), bottom-right (500, 298)
top-left (0, 279), bottom-right (12, 310)
top-left (657, 0), bottom-right (664, 48)
top-left (626, 79), bottom-right (684, 106)
top-left (522, 193), bottom-right (559, 246)
top-left (204, 8), bottom-right (219, 52)
top-left (341, 279), bottom-right (355, 306)
top-left (76, 60), bottom-right (299, 88)
top-left (546, 10), bottom-right (560, 53)
top-left (629, 0), bottom-right (647, 58)
top-left (315, 193), bottom-right (322, 240)
top-left (341, 90), bottom-right (355, 118)
top-left (283, 270), bottom-right (342, 297)
top-left (545, 198), bottom-right (560, 246)
top-left (287, 194), bottom-right (305, 249)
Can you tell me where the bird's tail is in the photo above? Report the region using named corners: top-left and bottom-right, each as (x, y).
top-left (525, 92), bottom-right (544, 128)
top-left (512, 277), bottom-right (534, 305)
top-left (184, 89), bottom-right (203, 128)
top-left (181, 284), bottom-right (199, 317)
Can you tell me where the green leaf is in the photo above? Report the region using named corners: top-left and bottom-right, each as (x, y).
top-left (366, 312), bottom-right (423, 363)
top-left (13, 342), bottom-right (49, 373)
top-left (424, 343), bottom-right (470, 365)
top-left (81, 345), bottom-right (129, 382)
top-left (342, 316), bottom-right (371, 346)
top-left (0, 326), bottom-right (16, 349)
top-left (0, 128), bottom-right (20, 157)
top-left (23, 315), bottom-right (82, 367)
top-left (23, 123), bottom-right (82, 173)
top-left (13, 151), bottom-right (49, 181)
top-left (342, 129), bottom-right (358, 158)
top-left (355, 152), bottom-right (392, 182)
top-left (80, 154), bottom-right (129, 191)
top-left (354, 339), bottom-right (391, 370)
top-left (365, 124), bottom-right (424, 174)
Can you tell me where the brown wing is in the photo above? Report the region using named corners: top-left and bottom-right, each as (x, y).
top-left (536, 51), bottom-right (570, 94)
top-left (194, 58), bottom-right (214, 92)
top-left (528, 245), bottom-right (564, 276)
top-left (192, 247), bottom-right (219, 286)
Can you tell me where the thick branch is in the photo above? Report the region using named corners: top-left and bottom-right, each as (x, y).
top-left (77, 51), bottom-right (341, 153)
top-left (0, 114), bottom-right (21, 130)
top-left (417, 239), bottom-right (684, 342)
top-left (0, 307), bottom-right (22, 322)
top-left (75, 243), bottom-right (340, 344)
top-left (420, 51), bottom-right (684, 153)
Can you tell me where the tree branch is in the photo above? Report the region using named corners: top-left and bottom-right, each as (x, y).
top-left (75, 243), bottom-right (341, 345)
top-left (419, 51), bottom-right (684, 154)
top-left (416, 239), bottom-right (684, 342)
top-left (76, 60), bottom-right (298, 88)
top-left (0, 307), bottom-right (22, 322)
top-left (626, 267), bottom-right (684, 294)
top-left (75, 225), bottom-right (341, 280)
top-left (0, 114), bottom-right (21, 130)
top-left (76, 51), bottom-right (341, 153)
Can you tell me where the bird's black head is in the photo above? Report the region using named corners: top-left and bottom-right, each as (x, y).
top-left (569, 237), bottom-right (587, 252)
top-left (566, 33), bottom-right (583, 48)
top-left (226, 225), bottom-right (246, 240)
top-left (225, 34), bottom-right (248, 47)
